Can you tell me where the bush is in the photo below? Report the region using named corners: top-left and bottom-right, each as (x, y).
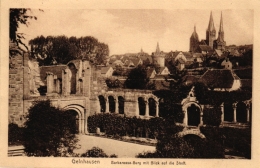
top-left (81, 147), bottom-right (117, 158)
top-left (88, 113), bottom-right (183, 139)
top-left (23, 100), bottom-right (78, 156)
top-left (8, 123), bottom-right (24, 146)
top-left (220, 127), bottom-right (251, 158)
top-left (203, 105), bottom-right (222, 126)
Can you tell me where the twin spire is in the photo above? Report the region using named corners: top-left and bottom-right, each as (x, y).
top-left (207, 11), bottom-right (224, 33)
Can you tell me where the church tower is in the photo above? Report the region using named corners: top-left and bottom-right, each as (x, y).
top-left (190, 25), bottom-right (199, 53)
top-left (214, 12), bottom-right (226, 51)
top-left (206, 11), bottom-right (216, 49)
top-left (152, 42), bottom-right (165, 67)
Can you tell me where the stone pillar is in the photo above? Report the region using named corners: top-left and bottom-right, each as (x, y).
top-left (46, 72), bottom-right (54, 94)
top-left (135, 100), bottom-right (139, 116)
top-left (155, 101), bottom-right (159, 117)
top-left (62, 68), bottom-right (70, 96)
top-left (200, 105), bottom-right (204, 126)
top-left (220, 103), bottom-right (224, 123)
top-left (105, 97), bottom-right (109, 112)
top-left (246, 104), bottom-right (250, 122)
top-left (56, 79), bottom-right (60, 93)
top-left (115, 97), bottom-right (119, 114)
top-left (84, 108), bottom-right (89, 134)
top-left (233, 103), bottom-right (237, 123)
top-left (183, 109), bottom-right (188, 126)
top-left (145, 101), bottom-right (149, 117)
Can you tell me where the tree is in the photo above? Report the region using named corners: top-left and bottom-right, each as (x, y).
top-left (23, 100), bottom-right (78, 156)
top-left (10, 9), bottom-right (39, 50)
top-left (29, 35), bottom-right (109, 66)
top-left (124, 65), bottom-right (155, 90)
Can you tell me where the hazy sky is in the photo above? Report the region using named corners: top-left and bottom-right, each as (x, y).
top-left (18, 9), bottom-right (253, 55)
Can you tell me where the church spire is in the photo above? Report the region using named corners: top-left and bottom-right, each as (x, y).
top-left (219, 11), bottom-right (224, 32)
top-left (156, 42), bottom-right (160, 53)
top-left (207, 11), bottom-right (216, 31)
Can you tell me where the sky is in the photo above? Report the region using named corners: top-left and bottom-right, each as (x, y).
top-left (18, 9), bottom-right (254, 56)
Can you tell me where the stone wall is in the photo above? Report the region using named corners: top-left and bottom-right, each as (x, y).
top-left (9, 49), bottom-right (26, 126)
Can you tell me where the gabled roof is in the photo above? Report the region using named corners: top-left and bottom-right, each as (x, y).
top-left (198, 45), bottom-right (213, 52)
top-left (176, 58), bottom-right (185, 64)
top-left (101, 66), bottom-right (113, 74)
top-left (199, 69), bottom-right (236, 89)
top-left (215, 49), bottom-right (223, 57)
top-left (146, 68), bottom-right (156, 78)
top-left (40, 65), bottom-right (67, 85)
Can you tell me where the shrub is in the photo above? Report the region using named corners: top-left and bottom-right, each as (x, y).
top-left (8, 123), bottom-right (24, 146)
top-left (87, 113), bottom-right (183, 139)
top-left (23, 100), bottom-right (78, 157)
top-left (81, 147), bottom-right (117, 158)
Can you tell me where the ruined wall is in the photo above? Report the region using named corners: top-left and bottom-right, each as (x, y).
top-left (9, 49), bottom-right (27, 126)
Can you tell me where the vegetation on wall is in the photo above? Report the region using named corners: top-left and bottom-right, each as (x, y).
top-left (8, 123), bottom-right (24, 146)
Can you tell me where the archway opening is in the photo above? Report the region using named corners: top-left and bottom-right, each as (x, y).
top-left (138, 97), bottom-right (146, 116)
top-left (187, 104), bottom-right (200, 126)
top-left (148, 98), bottom-right (156, 116)
top-left (108, 96), bottom-right (115, 113)
top-left (68, 63), bottom-right (77, 94)
top-left (224, 103), bottom-right (233, 122)
top-left (118, 96), bottom-right (124, 114)
top-left (98, 95), bottom-right (106, 113)
top-left (63, 110), bottom-right (79, 134)
top-left (236, 102), bottom-right (247, 123)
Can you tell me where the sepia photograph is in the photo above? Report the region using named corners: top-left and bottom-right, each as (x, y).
top-left (1, 0), bottom-right (259, 167)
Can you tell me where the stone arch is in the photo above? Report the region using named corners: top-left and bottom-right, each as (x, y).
top-left (63, 104), bottom-right (85, 134)
top-left (182, 102), bottom-right (202, 126)
top-left (118, 96), bottom-right (125, 114)
top-left (98, 95), bottom-right (106, 112)
top-left (177, 129), bottom-right (206, 139)
top-left (138, 97), bottom-right (146, 116)
top-left (236, 101), bottom-right (247, 123)
top-left (68, 63), bottom-right (77, 94)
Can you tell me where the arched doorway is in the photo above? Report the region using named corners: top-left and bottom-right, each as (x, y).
top-left (224, 102), bottom-right (233, 122)
top-left (138, 97), bottom-right (146, 116)
top-left (236, 102), bottom-right (247, 123)
top-left (118, 96), bottom-right (124, 114)
top-left (108, 96), bottom-right (115, 113)
top-left (68, 63), bottom-right (77, 94)
top-left (98, 95), bottom-right (106, 113)
top-left (187, 104), bottom-right (200, 126)
top-left (148, 98), bottom-right (156, 116)
top-left (63, 110), bottom-right (79, 134)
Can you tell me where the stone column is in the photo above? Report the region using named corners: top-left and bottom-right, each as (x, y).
top-left (155, 101), bottom-right (159, 117)
top-left (145, 101), bottom-right (149, 117)
top-left (46, 72), bottom-right (54, 94)
top-left (246, 104), bottom-right (250, 122)
top-left (220, 103), bottom-right (224, 123)
top-left (183, 109), bottom-right (188, 126)
top-left (84, 108), bottom-right (89, 134)
top-left (135, 100), bottom-right (139, 116)
top-left (115, 97), bottom-right (119, 114)
top-left (105, 97), bottom-right (109, 112)
top-left (62, 68), bottom-right (70, 96)
top-left (233, 103), bottom-right (237, 123)
top-left (200, 105), bottom-right (204, 126)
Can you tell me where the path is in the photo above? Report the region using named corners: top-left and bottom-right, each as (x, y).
top-left (74, 135), bottom-right (156, 158)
